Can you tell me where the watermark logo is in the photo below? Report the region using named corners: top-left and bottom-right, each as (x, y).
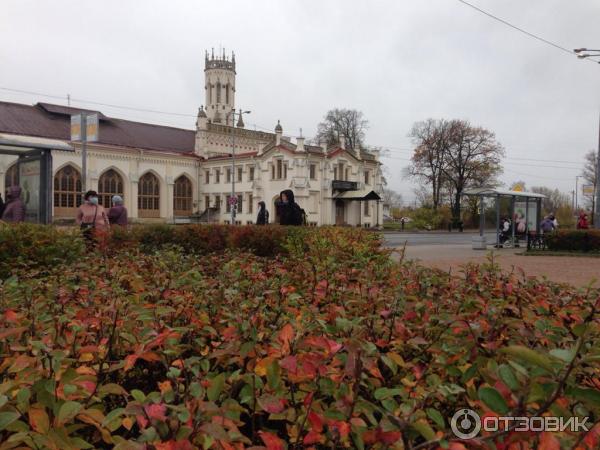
top-left (451, 409), bottom-right (481, 439)
top-left (451, 409), bottom-right (590, 439)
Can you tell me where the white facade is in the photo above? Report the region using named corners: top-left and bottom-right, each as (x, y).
top-left (0, 51), bottom-right (384, 227)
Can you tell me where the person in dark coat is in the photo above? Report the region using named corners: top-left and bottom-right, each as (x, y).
top-left (278, 189), bottom-right (303, 226)
top-left (1, 186), bottom-right (26, 223)
top-left (0, 192), bottom-right (5, 219)
top-left (256, 201), bottom-right (269, 225)
top-left (108, 195), bottom-right (128, 226)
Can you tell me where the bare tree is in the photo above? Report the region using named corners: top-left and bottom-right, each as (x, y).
top-left (582, 150), bottom-right (598, 217)
top-left (405, 119), bottom-right (453, 210)
top-left (382, 188), bottom-right (403, 209)
top-left (442, 120), bottom-right (504, 222)
top-left (316, 108), bottom-right (368, 150)
top-left (530, 186), bottom-right (571, 215)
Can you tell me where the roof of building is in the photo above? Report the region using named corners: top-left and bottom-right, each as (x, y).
top-left (0, 101), bottom-right (196, 154)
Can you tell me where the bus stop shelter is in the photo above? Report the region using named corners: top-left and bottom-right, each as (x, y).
top-left (0, 134), bottom-right (74, 224)
top-left (463, 187), bottom-right (546, 249)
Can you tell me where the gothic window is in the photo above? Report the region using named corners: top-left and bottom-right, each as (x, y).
top-left (98, 169), bottom-right (124, 208)
top-left (249, 167), bottom-right (255, 181)
top-left (215, 168), bottom-right (221, 183)
top-left (216, 82), bottom-right (221, 103)
top-left (208, 84), bottom-right (212, 104)
top-left (138, 172), bottom-right (160, 218)
top-left (248, 193), bottom-right (253, 214)
top-left (226, 168), bottom-right (231, 183)
top-left (237, 167), bottom-right (242, 182)
top-left (364, 170), bottom-right (370, 185)
top-left (53, 165), bottom-right (82, 217)
top-left (364, 201), bottom-right (370, 216)
top-left (4, 163), bottom-right (19, 190)
top-left (309, 163), bottom-right (317, 180)
top-left (225, 83), bottom-right (229, 104)
top-left (173, 175), bottom-right (193, 216)
top-left (237, 194), bottom-right (243, 213)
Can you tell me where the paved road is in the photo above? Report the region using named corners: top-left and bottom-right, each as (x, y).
top-left (383, 231), bottom-right (497, 247)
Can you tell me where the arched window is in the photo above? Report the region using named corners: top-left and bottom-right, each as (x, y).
top-left (216, 81), bottom-right (221, 103)
top-left (138, 172), bottom-right (160, 218)
top-left (225, 83), bottom-right (229, 104)
top-left (4, 163), bottom-right (19, 190)
top-left (98, 169), bottom-right (124, 208)
top-left (173, 175), bottom-right (193, 216)
top-left (53, 165), bottom-right (82, 217)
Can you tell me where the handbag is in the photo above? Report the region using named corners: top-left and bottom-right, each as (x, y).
top-left (80, 206), bottom-right (98, 234)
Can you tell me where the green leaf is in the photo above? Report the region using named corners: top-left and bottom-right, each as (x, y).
top-left (549, 348), bottom-right (576, 363)
top-left (266, 360), bottom-right (281, 390)
top-left (478, 387), bottom-right (509, 414)
top-left (0, 412), bottom-right (20, 430)
top-left (57, 401), bottom-right (83, 425)
top-left (131, 389), bottom-right (146, 402)
top-left (569, 388), bottom-right (600, 408)
top-left (498, 364), bottom-right (519, 391)
top-left (426, 408), bottom-right (445, 429)
top-left (207, 373), bottom-right (225, 402)
top-left (501, 345), bottom-right (554, 373)
top-left (374, 387), bottom-right (403, 400)
top-left (99, 383), bottom-right (128, 396)
top-left (190, 382), bottom-right (203, 399)
top-left (411, 420), bottom-right (436, 441)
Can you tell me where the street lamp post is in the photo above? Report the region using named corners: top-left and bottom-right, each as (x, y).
top-left (227, 108), bottom-right (251, 225)
top-left (574, 48), bottom-right (600, 228)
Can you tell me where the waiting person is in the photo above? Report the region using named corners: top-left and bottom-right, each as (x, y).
top-left (577, 211), bottom-right (590, 230)
top-left (76, 190), bottom-right (109, 243)
top-left (1, 186), bottom-right (26, 223)
top-left (278, 189), bottom-right (304, 226)
top-left (550, 214), bottom-right (559, 229)
top-left (498, 217), bottom-right (511, 246)
top-left (540, 215), bottom-right (555, 234)
top-left (108, 195), bottom-right (128, 226)
top-left (0, 192), bottom-right (4, 218)
top-left (256, 201), bottom-right (269, 225)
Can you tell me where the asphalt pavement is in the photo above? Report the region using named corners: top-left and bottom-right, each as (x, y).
top-left (383, 231), bottom-right (497, 247)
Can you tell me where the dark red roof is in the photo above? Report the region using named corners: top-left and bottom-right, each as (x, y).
top-left (0, 101), bottom-right (196, 154)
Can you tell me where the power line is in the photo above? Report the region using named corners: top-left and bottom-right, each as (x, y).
top-left (456, 0), bottom-right (598, 63)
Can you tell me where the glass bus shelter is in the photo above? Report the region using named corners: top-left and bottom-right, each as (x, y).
top-left (463, 187), bottom-right (546, 249)
top-left (0, 134), bottom-right (74, 224)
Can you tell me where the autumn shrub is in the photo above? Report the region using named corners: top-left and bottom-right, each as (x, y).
top-left (0, 222), bottom-right (85, 279)
top-left (545, 229), bottom-right (600, 252)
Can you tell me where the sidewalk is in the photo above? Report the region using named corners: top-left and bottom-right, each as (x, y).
top-left (398, 244), bottom-right (600, 288)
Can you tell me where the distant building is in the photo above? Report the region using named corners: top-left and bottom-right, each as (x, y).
top-left (0, 50), bottom-right (383, 226)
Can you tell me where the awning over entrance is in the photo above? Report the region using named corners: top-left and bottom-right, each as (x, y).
top-left (334, 189), bottom-right (381, 201)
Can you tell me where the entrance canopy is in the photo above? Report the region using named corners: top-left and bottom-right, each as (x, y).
top-left (334, 189), bottom-right (381, 201)
top-left (463, 187), bottom-right (546, 248)
top-left (1, 133), bottom-right (74, 224)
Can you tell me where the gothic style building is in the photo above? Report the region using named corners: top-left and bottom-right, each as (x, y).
top-left (0, 51), bottom-right (384, 226)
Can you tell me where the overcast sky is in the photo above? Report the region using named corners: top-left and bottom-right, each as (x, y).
top-left (2, 0), bottom-right (599, 203)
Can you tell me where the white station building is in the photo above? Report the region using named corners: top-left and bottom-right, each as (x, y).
top-left (0, 51), bottom-right (384, 226)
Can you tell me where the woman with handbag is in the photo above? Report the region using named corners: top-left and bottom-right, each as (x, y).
top-left (76, 190), bottom-right (109, 247)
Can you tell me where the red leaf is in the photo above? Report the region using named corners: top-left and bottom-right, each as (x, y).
top-left (144, 403), bottom-right (167, 421)
top-left (280, 355), bottom-right (297, 373)
top-left (259, 394), bottom-right (286, 414)
top-left (307, 411), bottom-right (323, 432)
top-left (124, 354), bottom-right (138, 372)
top-left (4, 310), bottom-right (18, 322)
top-left (259, 431), bottom-right (285, 450)
top-left (278, 323), bottom-right (294, 355)
top-left (304, 430), bottom-right (322, 445)
top-left (538, 432), bottom-right (560, 450)
top-left (136, 414), bottom-right (149, 429)
top-left (139, 351), bottom-right (162, 363)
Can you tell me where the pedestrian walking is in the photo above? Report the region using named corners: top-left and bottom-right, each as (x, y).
top-left (108, 195), bottom-right (128, 226)
top-left (577, 212), bottom-right (589, 230)
top-left (1, 186), bottom-right (26, 223)
top-left (278, 189), bottom-right (304, 226)
top-left (256, 201), bottom-right (269, 225)
top-left (76, 190), bottom-right (109, 245)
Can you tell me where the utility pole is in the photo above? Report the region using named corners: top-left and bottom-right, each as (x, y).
top-left (81, 114), bottom-right (88, 195)
top-left (230, 109), bottom-right (236, 225)
top-left (595, 114), bottom-right (600, 228)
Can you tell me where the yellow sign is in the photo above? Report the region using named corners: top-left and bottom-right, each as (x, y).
top-left (513, 183), bottom-right (524, 192)
top-left (582, 185), bottom-right (595, 196)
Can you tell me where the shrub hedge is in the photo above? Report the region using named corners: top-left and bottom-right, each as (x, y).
top-left (0, 227), bottom-right (599, 448)
top-left (544, 229), bottom-right (600, 252)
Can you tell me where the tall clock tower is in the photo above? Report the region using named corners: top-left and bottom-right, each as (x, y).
top-left (204, 49), bottom-right (236, 125)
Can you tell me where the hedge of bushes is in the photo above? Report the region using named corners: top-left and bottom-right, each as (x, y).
top-left (0, 224), bottom-right (380, 280)
top-left (1, 225), bottom-right (599, 448)
top-left (544, 229), bottom-right (600, 253)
